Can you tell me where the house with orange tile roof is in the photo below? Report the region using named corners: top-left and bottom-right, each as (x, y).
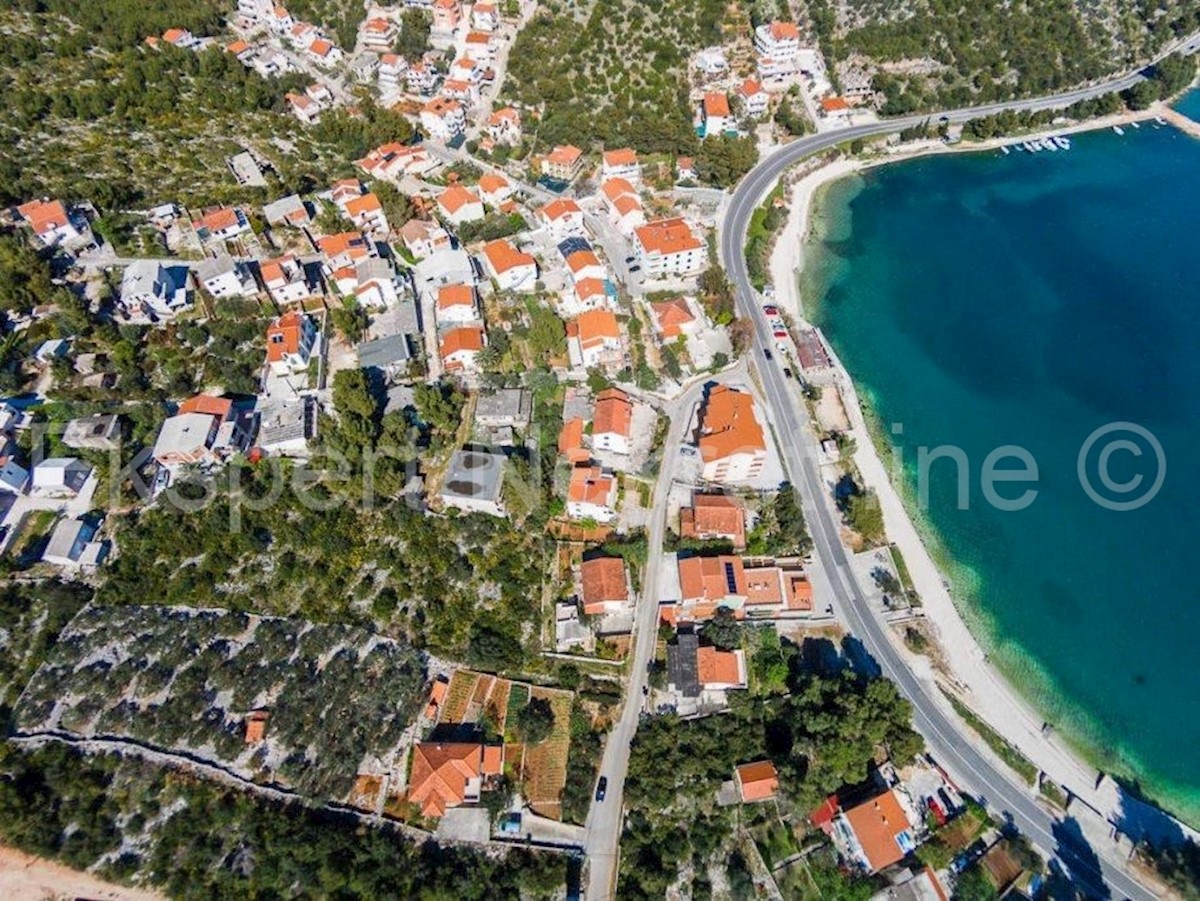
top-left (362, 16), bottom-right (398, 51)
top-left (486, 107), bottom-right (522, 145)
top-left (698, 645), bottom-right (748, 691)
top-left (565, 277), bottom-right (612, 317)
top-left (480, 239), bottom-right (537, 292)
top-left (441, 77), bottom-right (479, 107)
top-left (679, 492), bottom-right (746, 549)
top-left (399, 218), bottom-right (451, 259)
top-left (567, 309), bottom-right (623, 370)
top-left (700, 91), bottom-right (732, 137)
top-left (358, 142), bottom-right (437, 181)
top-left (649, 296), bottom-right (698, 340)
top-left (192, 206), bottom-right (250, 244)
top-left (600, 178), bottom-right (645, 236)
top-left (540, 145), bottom-right (585, 182)
top-left (677, 156), bottom-right (698, 183)
top-left (579, 556), bottom-right (630, 615)
top-left (431, 0), bottom-right (462, 35)
top-left (162, 27), bottom-right (198, 48)
top-left (244, 710), bottom-right (269, 744)
top-left (471, 0), bottom-right (500, 31)
top-left (286, 90), bottom-right (325, 125)
top-left (435, 283), bottom-right (478, 325)
top-left (592, 388), bottom-right (633, 455)
top-left (697, 385), bottom-right (766, 483)
top-left (439, 325), bottom-right (486, 372)
top-left (567, 464), bottom-right (619, 522)
top-left (835, 787), bottom-right (921, 873)
top-left (153, 395), bottom-right (252, 467)
top-left (754, 20), bottom-right (801, 61)
top-left (738, 78), bottom-right (770, 117)
top-left (421, 96), bottom-right (467, 142)
top-left (537, 198), bottom-right (586, 241)
top-left (633, 217), bottom-right (704, 278)
top-left (267, 310), bottom-right (318, 375)
top-left (226, 39), bottom-right (253, 59)
top-left (477, 173), bottom-right (514, 209)
top-left (424, 675), bottom-right (449, 721)
top-left (600, 148), bottom-right (640, 182)
top-left (820, 96), bottom-right (851, 118)
top-left (677, 554), bottom-right (747, 620)
top-left (343, 192), bottom-right (390, 237)
top-left (317, 231), bottom-right (376, 272)
top-left (736, 760), bottom-right (780, 802)
top-left (269, 5), bottom-right (295, 33)
top-left (564, 249), bottom-right (607, 285)
top-left (260, 255), bottom-right (313, 305)
top-left (378, 53), bottom-right (407, 92)
top-left (407, 740), bottom-right (503, 819)
top-left (307, 37), bottom-right (343, 66)
top-left (436, 184), bottom-right (484, 225)
top-left (558, 417), bottom-right (589, 464)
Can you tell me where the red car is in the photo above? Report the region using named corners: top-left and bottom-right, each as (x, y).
top-left (763, 305), bottom-right (779, 316)
top-left (773, 329), bottom-right (788, 339)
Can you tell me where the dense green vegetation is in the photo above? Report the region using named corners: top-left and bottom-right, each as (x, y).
top-left (818, 0), bottom-right (1200, 115)
top-left (1139, 837), bottom-right (1200, 900)
top-left (506, 0), bottom-right (728, 155)
top-left (619, 644), bottom-right (923, 898)
top-left (0, 581), bottom-right (90, 724)
top-left (0, 742), bottom-right (567, 898)
top-left (15, 604), bottom-right (428, 800)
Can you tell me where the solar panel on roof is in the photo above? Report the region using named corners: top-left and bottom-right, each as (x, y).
top-left (724, 561), bottom-right (738, 594)
top-left (556, 236), bottom-right (592, 258)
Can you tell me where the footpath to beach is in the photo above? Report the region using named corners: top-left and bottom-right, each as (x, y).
top-left (0, 845), bottom-right (165, 901)
top-left (765, 103), bottom-right (1200, 850)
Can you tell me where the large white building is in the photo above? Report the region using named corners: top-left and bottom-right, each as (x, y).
top-left (633, 218), bottom-right (705, 278)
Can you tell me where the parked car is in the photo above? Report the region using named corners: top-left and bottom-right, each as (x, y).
top-left (763, 304), bottom-right (779, 316)
top-left (762, 347), bottom-right (773, 360)
top-left (595, 776), bottom-right (608, 802)
top-left (773, 329), bottom-right (788, 340)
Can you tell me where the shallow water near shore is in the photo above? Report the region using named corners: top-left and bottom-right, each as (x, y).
top-left (802, 110), bottom-right (1200, 825)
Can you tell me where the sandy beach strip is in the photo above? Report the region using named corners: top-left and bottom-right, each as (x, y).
top-left (0, 844), bottom-right (165, 901)
top-left (764, 100), bottom-right (1200, 840)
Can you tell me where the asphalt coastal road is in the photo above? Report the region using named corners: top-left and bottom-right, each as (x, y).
top-left (581, 35), bottom-right (1200, 898)
top-left (715, 53), bottom-right (1200, 901)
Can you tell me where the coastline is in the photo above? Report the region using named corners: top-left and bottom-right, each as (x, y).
top-left (766, 100), bottom-right (1200, 838)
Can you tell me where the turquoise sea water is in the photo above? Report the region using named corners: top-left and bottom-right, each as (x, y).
top-left (803, 114), bottom-right (1200, 824)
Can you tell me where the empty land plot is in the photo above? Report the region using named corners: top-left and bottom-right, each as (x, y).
top-left (441, 670), bottom-right (480, 724)
top-left (522, 688), bottom-right (573, 820)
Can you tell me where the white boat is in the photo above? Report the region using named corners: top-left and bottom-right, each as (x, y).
top-left (1053, 135), bottom-right (1071, 150)
top-left (1001, 145), bottom-right (1010, 155)
top-left (1156, 115), bottom-right (1167, 126)
top-left (1041, 137), bottom-right (1058, 151)
top-left (1024, 140), bottom-right (1040, 152)
top-left (1113, 124), bottom-right (1125, 135)
top-left (1130, 120), bottom-right (1141, 129)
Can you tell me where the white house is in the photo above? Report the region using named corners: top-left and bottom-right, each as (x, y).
top-left (568, 309), bottom-right (623, 369)
top-left (600, 178), bottom-right (644, 236)
top-left (700, 92), bottom-right (731, 138)
top-left (738, 78), bottom-right (770, 118)
top-left (753, 20), bottom-right (800, 62)
top-left (0, 457), bottom-right (29, 494)
top-left (566, 465), bottom-right (618, 522)
top-left (378, 53), bottom-right (408, 92)
top-left (266, 310), bottom-right (319, 376)
top-left (477, 173), bottom-right (514, 209)
top-left (600, 148), bottom-right (640, 183)
top-left (31, 458), bottom-right (93, 498)
top-left (121, 261), bottom-right (191, 318)
top-left (537, 198), bottom-right (586, 242)
top-left (436, 283), bottom-right (478, 325)
top-left (480, 239), bottom-right (537, 293)
top-left (439, 326), bottom-right (486, 373)
top-left (420, 97), bottom-right (466, 141)
top-left (362, 16), bottom-right (398, 51)
top-left (399, 218), bottom-right (452, 258)
top-left (352, 258), bottom-right (402, 309)
top-left (592, 388), bottom-right (633, 455)
top-left (17, 199), bottom-right (82, 246)
top-left (436, 185), bottom-right (485, 225)
top-left (633, 218), bottom-right (705, 278)
top-left (197, 255), bottom-right (256, 299)
top-left (41, 518), bottom-right (108, 570)
top-left (260, 256), bottom-right (313, 305)
top-left (192, 206), bottom-right (250, 243)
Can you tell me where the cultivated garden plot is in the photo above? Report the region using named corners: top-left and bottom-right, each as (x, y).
top-left (14, 603), bottom-right (428, 801)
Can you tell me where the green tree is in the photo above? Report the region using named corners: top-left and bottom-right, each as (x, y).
top-left (515, 697), bottom-right (556, 745)
top-left (702, 606), bottom-right (742, 650)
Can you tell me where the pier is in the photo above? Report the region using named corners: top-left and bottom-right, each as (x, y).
top-left (1160, 106), bottom-right (1200, 137)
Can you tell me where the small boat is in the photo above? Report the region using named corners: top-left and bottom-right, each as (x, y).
top-left (1156, 115), bottom-right (1167, 126)
top-left (1130, 120), bottom-right (1141, 129)
top-left (1053, 135), bottom-right (1071, 150)
top-left (1041, 137), bottom-right (1058, 151)
top-left (1113, 124), bottom-right (1125, 135)
top-left (1001, 145), bottom-right (1010, 155)
top-left (1024, 140), bottom-right (1040, 152)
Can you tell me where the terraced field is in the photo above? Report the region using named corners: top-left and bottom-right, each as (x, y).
top-left (523, 688), bottom-right (574, 820)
